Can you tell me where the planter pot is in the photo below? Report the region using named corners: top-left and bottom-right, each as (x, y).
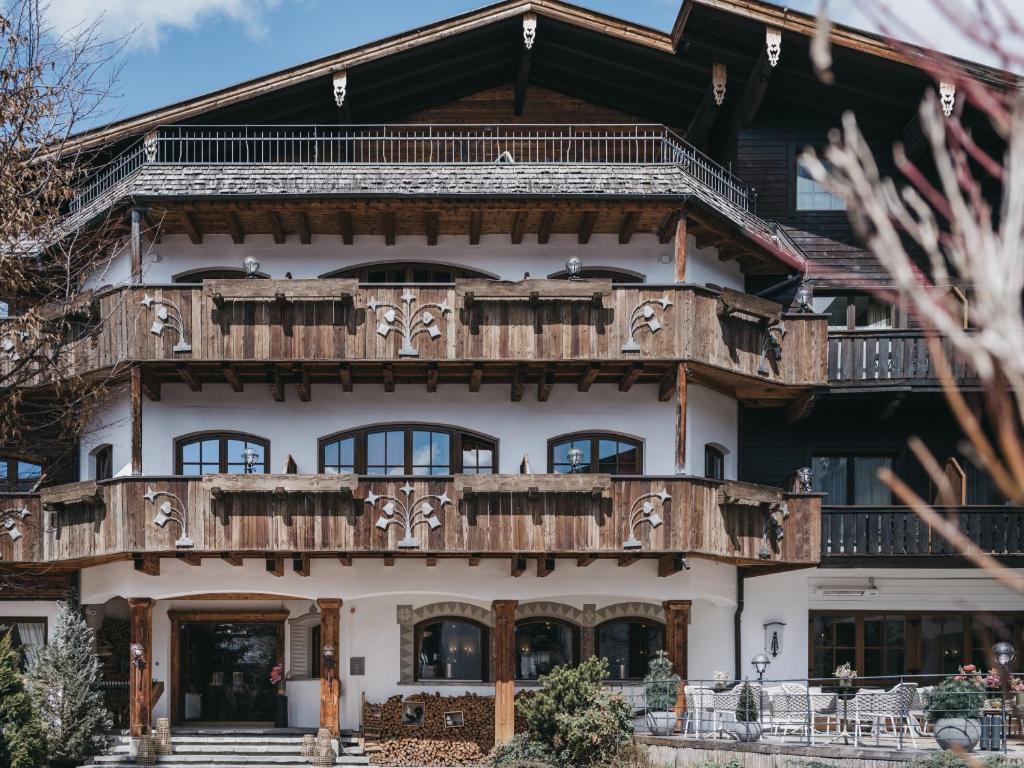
top-left (48, 759), bottom-right (78, 768)
top-left (647, 710), bottom-right (678, 736)
top-left (274, 694), bottom-right (289, 728)
top-left (934, 718), bottom-right (981, 752)
top-left (726, 721), bottom-right (762, 742)
top-left (1016, 693), bottom-right (1024, 709)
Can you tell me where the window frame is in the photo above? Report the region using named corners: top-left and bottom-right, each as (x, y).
top-left (812, 291), bottom-right (897, 331)
top-left (0, 456), bottom-right (43, 492)
top-left (704, 444), bottom-right (726, 481)
top-left (546, 431), bottom-right (644, 476)
top-left (811, 453), bottom-right (896, 506)
top-left (413, 617), bottom-right (489, 682)
top-left (173, 431), bottom-right (271, 475)
top-left (321, 262), bottom-right (497, 284)
top-left (317, 423), bottom-right (498, 476)
top-left (789, 143), bottom-right (848, 214)
top-left (91, 444), bottom-right (113, 481)
top-left (514, 618), bottom-right (581, 681)
top-left (594, 617), bottom-right (666, 681)
top-left (0, 616), bottom-right (48, 669)
top-left (546, 267), bottom-right (644, 283)
top-left (172, 267), bottom-right (269, 283)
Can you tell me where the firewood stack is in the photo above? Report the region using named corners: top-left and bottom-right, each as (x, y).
top-left (364, 693), bottom-right (494, 766)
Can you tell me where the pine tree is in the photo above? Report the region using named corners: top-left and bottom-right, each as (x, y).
top-left (25, 602), bottom-right (112, 763)
top-left (0, 630), bottom-right (46, 768)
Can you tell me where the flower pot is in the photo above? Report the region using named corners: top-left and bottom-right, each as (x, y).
top-left (934, 718), bottom-right (981, 751)
top-left (726, 720), bottom-right (762, 742)
top-left (274, 694), bottom-right (289, 728)
top-left (647, 710), bottom-right (678, 736)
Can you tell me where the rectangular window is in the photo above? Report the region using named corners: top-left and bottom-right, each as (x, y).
top-left (811, 294), bottom-right (891, 330)
top-left (367, 430), bottom-right (405, 475)
top-left (921, 614), bottom-right (965, 675)
top-left (811, 614), bottom-right (857, 679)
top-left (812, 455), bottom-right (892, 505)
top-left (796, 159), bottom-right (847, 211)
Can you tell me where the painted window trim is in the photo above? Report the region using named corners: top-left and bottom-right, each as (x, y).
top-left (172, 267), bottom-right (269, 283)
top-left (317, 423), bottom-right (498, 475)
top-left (320, 261), bottom-right (497, 283)
top-left (173, 431), bottom-right (271, 475)
top-left (90, 444), bottom-right (114, 481)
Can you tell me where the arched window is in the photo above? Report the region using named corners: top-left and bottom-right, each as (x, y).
top-left (415, 618), bottom-right (487, 681)
top-left (91, 444), bottom-right (113, 481)
top-left (172, 267), bottom-right (269, 283)
top-left (547, 267), bottom-right (644, 283)
top-left (323, 262), bottom-right (496, 284)
top-left (515, 619), bottom-right (579, 680)
top-left (319, 425), bottom-right (496, 475)
top-left (596, 619), bottom-right (665, 681)
top-left (174, 432), bottom-right (269, 475)
top-left (0, 457), bottom-right (42, 492)
top-left (704, 444), bottom-right (726, 481)
top-left (548, 432), bottom-right (642, 475)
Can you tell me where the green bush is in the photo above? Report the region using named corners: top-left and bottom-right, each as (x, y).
top-left (924, 676), bottom-right (987, 722)
top-left (490, 733), bottom-right (556, 768)
top-left (0, 630), bottom-right (46, 768)
top-left (907, 752), bottom-right (1024, 768)
top-left (735, 682), bottom-right (758, 723)
top-left (516, 656), bottom-right (633, 768)
top-left (643, 651), bottom-right (680, 712)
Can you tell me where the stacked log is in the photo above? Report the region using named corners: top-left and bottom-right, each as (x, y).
top-left (365, 693), bottom-right (494, 766)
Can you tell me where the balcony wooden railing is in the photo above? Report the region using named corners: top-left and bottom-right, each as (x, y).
top-left (0, 475), bottom-right (821, 567)
top-left (0, 281), bottom-right (827, 393)
top-left (827, 330), bottom-right (977, 387)
top-left (821, 505), bottom-right (1024, 559)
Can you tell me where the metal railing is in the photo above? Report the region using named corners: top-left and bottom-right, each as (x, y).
top-left (827, 329), bottom-right (978, 385)
top-left (70, 123), bottom-right (752, 214)
top-left (821, 505), bottom-right (1024, 557)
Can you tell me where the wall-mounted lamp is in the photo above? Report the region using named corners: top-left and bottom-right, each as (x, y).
top-left (242, 446), bottom-right (259, 474)
top-left (242, 256), bottom-right (260, 278)
top-left (751, 653), bottom-right (770, 683)
top-left (323, 643), bottom-right (337, 684)
top-left (795, 467), bottom-right (813, 493)
top-left (566, 447), bottom-right (584, 473)
top-left (794, 285), bottom-right (813, 313)
top-left (763, 621), bottom-right (785, 659)
top-left (565, 256), bottom-right (583, 281)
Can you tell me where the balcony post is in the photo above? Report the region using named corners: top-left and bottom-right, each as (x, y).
top-left (128, 597), bottom-right (153, 737)
top-left (130, 366), bottom-right (143, 474)
top-left (130, 207), bottom-right (143, 283)
top-left (317, 598), bottom-right (342, 737)
top-left (674, 210), bottom-right (687, 283)
top-left (663, 600), bottom-right (691, 732)
top-left (493, 599), bottom-right (518, 745)
top-left (675, 364), bottom-right (687, 472)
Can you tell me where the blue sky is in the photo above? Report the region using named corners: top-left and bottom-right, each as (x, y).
top-left (47, 0), bottom-right (984, 130)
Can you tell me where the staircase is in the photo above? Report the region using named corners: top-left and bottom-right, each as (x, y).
top-left (82, 728), bottom-right (369, 768)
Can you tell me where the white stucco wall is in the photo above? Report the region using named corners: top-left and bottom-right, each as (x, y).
top-left (80, 381), bottom-right (736, 478)
top-left (93, 232), bottom-right (743, 292)
top-left (0, 601), bottom-right (63, 635)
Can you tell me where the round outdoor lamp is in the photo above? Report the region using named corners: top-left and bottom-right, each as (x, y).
top-left (566, 447), bottom-right (584, 473)
top-left (565, 256), bottom-right (583, 280)
top-left (751, 653), bottom-right (770, 683)
top-left (242, 256), bottom-right (260, 278)
top-left (795, 285), bottom-right (813, 312)
top-left (993, 641), bottom-right (1016, 669)
top-left (242, 446), bottom-right (259, 474)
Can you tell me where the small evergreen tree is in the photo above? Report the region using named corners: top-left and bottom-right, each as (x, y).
top-left (25, 602), bottom-right (112, 763)
top-left (0, 630), bottom-right (46, 768)
top-left (735, 682), bottom-right (759, 723)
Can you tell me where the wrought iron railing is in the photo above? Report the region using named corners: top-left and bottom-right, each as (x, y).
top-left (821, 505), bottom-right (1024, 557)
top-left (827, 329), bottom-right (978, 385)
top-left (70, 123), bottom-right (751, 213)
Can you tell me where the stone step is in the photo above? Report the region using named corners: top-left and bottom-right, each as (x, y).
top-left (113, 738), bottom-right (361, 749)
top-left (110, 744), bottom-right (364, 756)
top-left (83, 762), bottom-right (367, 768)
top-left (92, 755), bottom-right (367, 765)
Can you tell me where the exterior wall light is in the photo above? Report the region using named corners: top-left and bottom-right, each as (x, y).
top-left (794, 285), bottom-right (813, 312)
top-left (565, 256), bottom-right (583, 280)
top-left (566, 447), bottom-right (584, 473)
top-left (795, 467), bottom-right (813, 493)
top-left (131, 643), bottom-right (146, 669)
top-left (242, 446), bottom-right (259, 474)
top-left (751, 652), bottom-right (770, 683)
top-left (993, 641), bottom-right (1016, 669)
top-left (243, 256), bottom-right (260, 278)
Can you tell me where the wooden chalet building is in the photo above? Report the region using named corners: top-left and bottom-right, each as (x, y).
top-left (1, 0), bottom-right (1021, 759)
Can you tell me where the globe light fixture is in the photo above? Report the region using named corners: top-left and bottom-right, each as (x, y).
top-left (993, 641), bottom-right (1016, 669)
top-left (242, 256), bottom-right (260, 278)
top-left (566, 447), bottom-right (584, 473)
top-left (751, 652), bottom-right (770, 683)
top-left (565, 256), bottom-right (583, 280)
top-left (795, 285), bottom-right (813, 312)
top-left (242, 446), bottom-right (259, 474)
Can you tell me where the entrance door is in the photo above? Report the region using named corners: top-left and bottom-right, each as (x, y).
top-left (175, 618), bottom-right (284, 724)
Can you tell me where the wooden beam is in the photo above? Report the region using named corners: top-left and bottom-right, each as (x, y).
top-left (576, 555), bottom-right (596, 567)
top-left (128, 598), bottom-right (153, 737)
top-left (224, 211), bottom-right (244, 244)
top-left (382, 363), bottom-right (395, 393)
top-left (426, 211), bottom-right (439, 246)
top-left (339, 211), bottom-right (353, 245)
top-left (618, 212), bottom-right (639, 244)
top-left (268, 365), bottom-right (285, 402)
top-left (511, 364), bottom-right (526, 402)
top-left (383, 554), bottom-right (395, 566)
top-left (338, 363), bottom-right (353, 393)
top-left (658, 554), bottom-right (686, 577)
top-left (293, 554), bottom-right (311, 576)
top-left (222, 363), bottom-right (243, 392)
top-left (383, 211), bottom-right (396, 245)
top-left (220, 553), bottom-right (244, 567)
top-left (676, 364), bottom-right (687, 472)
top-left (685, 84), bottom-right (720, 150)
top-left (674, 213), bottom-right (687, 283)
top-left (510, 556), bottom-right (526, 577)
top-left (619, 363), bottom-right (643, 392)
top-left (578, 363), bottom-right (600, 392)
top-left (338, 554), bottom-right (352, 566)
top-left (514, 29), bottom-right (533, 116)
top-left (469, 211), bottom-right (482, 245)
top-left (133, 554), bottom-right (159, 576)
top-left (784, 391), bottom-right (816, 426)
top-left (617, 555), bottom-right (640, 567)
top-left (657, 210), bottom-right (681, 245)
top-left (536, 556), bottom-right (555, 577)
top-left (182, 212), bottom-right (203, 245)
top-left (713, 49), bottom-right (772, 159)
top-left (577, 211), bottom-right (597, 244)
top-left (537, 210), bottom-right (555, 244)
top-left (130, 208), bottom-right (143, 281)
top-left (493, 599), bottom-right (518, 744)
top-left (267, 212), bottom-right (286, 244)
top-left (297, 212), bottom-right (312, 245)
top-left (177, 553), bottom-right (202, 567)
top-left (658, 367), bottom-right (677, 402)
top-left (294, 364), bottom-right (311, 402)
top-left (177, 364), bottom-right (201, 392)
top-left (468, 554), bottom-right (481, 567)
top-left (537, 365), bottom-right (555, 402)
top-left (663, 600), bottom-right (691, 677)
top-left (426, 362), bottom-right (439, 393)
top-left (131, 367), bottom-right (143, 474)
top-left (317, 598), bottom-right (342, 736)
top-left (425, 556), bottom-right (437, 567)
top-left (266, 556), bottom-right (285, 577)
top-left (511, 211), bottom-right (528, 244)
top-left (469, 363), bottom-right (483, 393)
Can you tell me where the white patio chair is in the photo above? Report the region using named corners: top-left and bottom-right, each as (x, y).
top-left (851, 683), bottom-right (917, 748)
top-left (683, 686), bottom-right (717, 736)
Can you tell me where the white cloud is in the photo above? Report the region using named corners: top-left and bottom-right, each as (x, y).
top-left (43, 0), bottom-right (279, 50)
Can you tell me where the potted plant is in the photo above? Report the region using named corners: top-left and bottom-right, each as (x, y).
top-left (271, 663), bottom-right (288, 728)
top-left (643, 650), bottom-right (681, 735)
top-left (833, 661), bottom-right (857, 688)
top-left (725, 682), bottom-right (761, 742)
top-left (926, 666), bottom-right (987, 751)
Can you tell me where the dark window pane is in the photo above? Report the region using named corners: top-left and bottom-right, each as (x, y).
top-left (597, 620), bottom-right (664, 680)
top-left (322, 437), bottom-right (355, 473)
top-left (552, 439), bottom-right (591, 474)
top-left (812, 456), bottom-right (848, 505)
top-left (417, 621), bottom-right (484, 681)
top-left (833, 616), bottom-right (856, 647)
top-left (516, 621), bottom-right (576, 680)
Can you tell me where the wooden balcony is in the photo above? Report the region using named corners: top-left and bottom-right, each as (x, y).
top-left (820, 505), bottom-right (1024, 565)
top-left (827, 330), bottom-right (978, 389)
top-left (0, 475), bottom-right (821, 570)
top-left (6, 281), bottom-right (826, 401)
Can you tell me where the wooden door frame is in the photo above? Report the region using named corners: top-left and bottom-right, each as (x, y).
top-left (169, 610), bottom-right (287, 726)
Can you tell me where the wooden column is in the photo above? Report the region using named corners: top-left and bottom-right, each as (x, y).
top-left (130, 367), bottom-right (143, 474)
top-left (674, 212), bottom-right (687, 283)
top-left (128, 598), bottom-right (153, 737)
top-left (675, 365), bottom-right (687, 473)
top-left (493, 599), bottom-right (518, 745)
top-left (318, 598), bottom-right (342, 736)
top-left (664, 600), bottom-right (691, 732)
top-left (130, 207), bottom-right (143, 283)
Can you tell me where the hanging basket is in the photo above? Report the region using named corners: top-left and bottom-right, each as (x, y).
top-left (312, 744), bottom-right (337, 768)
top-left (300, 734), bottom-right (316, 757)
